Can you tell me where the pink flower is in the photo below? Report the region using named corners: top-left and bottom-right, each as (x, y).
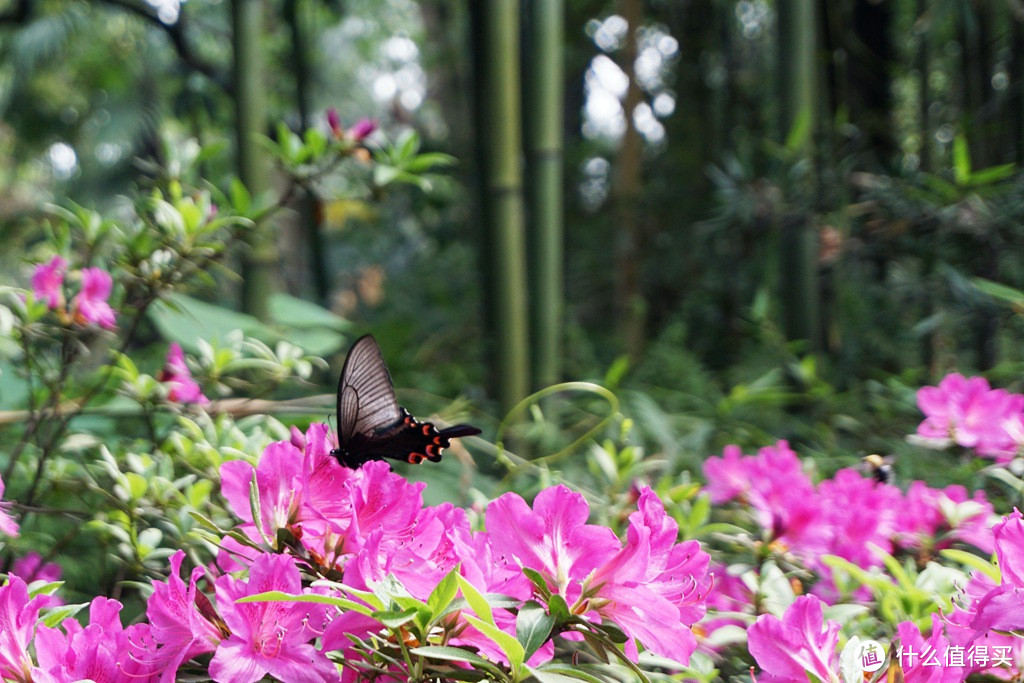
top-left (347, 118), bottom-right (377, 141)
top-left (34, 597), bottom-right (159, 682)
top-left (484, 485), bottom-right (620, 599)
top-left (0, 475), bottom-right (18, 538)
top-left (31, 256), bottom-right (66, 309)
top-left (159, 343), bottom-right (209, 404)
top-left (220, 442), bottom-right (305, 540)
top-left (895, 614), bottom-right (967, 682)
top-left (70, 267), bottom-right (116, 329)
top-left (11, 553), bottom-right (60, 584)
top-left (10, 553), bottom-right (62, 608)
top-left (747, 595), bottom-right (840, 683)
top-left (326, 107), bottom-right (343, 137)
top-left (0, 575), bottom-right (46, 683)
top-left (896, 482), bottom-right (994, 553)
top-left (586, 489), bottom-right (711, 664)
top-left (802, 468), bottom-right (901, 570)
top-left (144, 550), bottom-right (225, 682)
top-left (703, 441), bottom-right (818, 543)
top-left (917, 373), bottom-right (1022, 460)
top-left (970, 509), bottom-right (1024, 634)
top-left (483, 485), bottom-right (710, 665)
top-left (209, 553), bottom-right (337, 683)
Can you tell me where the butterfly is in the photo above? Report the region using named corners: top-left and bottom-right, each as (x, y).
top-left (330, 334), bottom-right (481, 469)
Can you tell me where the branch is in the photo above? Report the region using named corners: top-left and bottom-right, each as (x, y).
top-left (99, 0), bottom-right (229, 92)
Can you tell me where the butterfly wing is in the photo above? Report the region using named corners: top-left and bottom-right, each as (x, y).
top-left (333, 335), bottom-right (481, 468)
top-left (336, 335), bottom-right (403, 447)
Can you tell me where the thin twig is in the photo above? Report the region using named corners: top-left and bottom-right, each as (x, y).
top-left (98, 0), bottom-right (228, 92)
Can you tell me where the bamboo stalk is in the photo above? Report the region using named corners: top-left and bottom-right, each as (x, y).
top-left (524, 0), bottom-right (564, 388)
top-left (233, 0), bottom-right (275, 320)
top-left (777, 0), bottom-right (820, 349)
top-left (473, 0), bottom-right (530, 413)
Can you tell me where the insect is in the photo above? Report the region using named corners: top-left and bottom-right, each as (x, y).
top-left (330, 334), bottom-right (481, 469)
top-left (861, 454), bottom-right (895, 484)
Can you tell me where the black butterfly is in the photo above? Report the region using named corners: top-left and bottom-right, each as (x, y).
top-left (330, 335), bottom-right (481, 469)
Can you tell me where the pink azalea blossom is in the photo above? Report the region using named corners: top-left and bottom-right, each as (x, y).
top-left (159, 343), bottom-right (209, 404)
top-left (0, 474), bottom-right (18, 537)
top-left (895, 614), bottom-right (967, 683)
top-left (143, 550), bottom-right (225, 682)
top-left (326, 107), bottom-right (343, 137)
top-left (31, 256), bottom-right (66, 309)
top-left (747, 595), bottom-right (840, 683)
top-left (70, 267), bottom-right (116, 329)
top-left (897, 482), bottom-right (994, 553)
top-left (34, 596), bottom-right (159, 682)
top-left (0, 575), bottom-right (46, 683)
top-left (802, 468), bottom-right (902, 571)
top-left (220, 442), bottom-right (305, 539)
top-left (697, 563), bottom-right (753, 652)
top-left (586, 488), bottom-right (711, 664)
top-left (703, 441), bottom-right (818, 543)
top-left (483, 485), bottom-right (710, 665)
top-left (209, 553), bottom-right (337, 683)
top-left (347, 118), bottom-right (377, 141)
top-left (970, 509), bottom-right (1024, 634)
top-left (11, 553), bottom-right (60, 584)
top-left (10, 553), bottom-right (62, 608)
top-left (917, 373), bottom-right (1022, 460)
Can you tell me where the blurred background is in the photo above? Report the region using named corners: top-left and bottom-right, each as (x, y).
top-left (3, 0), bottom-right (1024, 477)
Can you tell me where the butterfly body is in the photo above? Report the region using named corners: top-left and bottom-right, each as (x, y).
top-left (331, 335), bottom-right (481, 469)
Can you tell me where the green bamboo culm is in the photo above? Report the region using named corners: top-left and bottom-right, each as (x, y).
top-left (523, 0), bottom-right (564, 389)
top-left (284, 0), bottom-right (329, 305)
top-left (473, 0), bottom-right (531, 413)
top-left (776, 0), bottom-right (820, 349)
top-left (232, 0), bottom-right (274, 320)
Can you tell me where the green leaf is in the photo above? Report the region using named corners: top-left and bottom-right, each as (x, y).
top-left (521, 567), bottom-right (552, 598)
top-left (546, 594), bottom-right (571, 624)
top-left (528, 665), bottom-right (606, 683)
top-left (229, 178), bottom-right (251, 215)
top-left (783, 106), bottom-right (812, 154)
top-left (526, 668), bottom-right (586, 683)
top-left (463, 614), bottom-right (526, 672)
top-left (952, 134), bottom-right (971, 185)
top-left (39, 602), bottom-right (88, 628)
top-left (966, 162), bottom-right (1015, 186)
top-left (404, 152), bottom-right (457, 173)
top-left (149, 294), bottom-right (277, 352)
top-left (428, 568), bottom-right (461, 621)
top-left (236, 590), bottom-right (375, 615)
top-left (516, 602), bottom-right (555, 660)
top-left (456, 574), bottom-right (494, 622)
top-left (971, 277), bottom-right (1024, 307)
top-left (375, 607), bottom-right (418, 629)
top-left (408, 646), bottom-right (505, 676)
top-left (687, 493), bottom-right (711, 530)
top-left (374, 164), bottom-right (403, 187)
top-left (267, 293), bottom-right (349, 332)
top-left (939, 548), bottom-right (999, 582)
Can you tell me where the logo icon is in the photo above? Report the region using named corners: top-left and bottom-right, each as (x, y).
top-left (840, 636), bottom-right (887, 681)
top-left (858, 639), bottom-right (886, 673)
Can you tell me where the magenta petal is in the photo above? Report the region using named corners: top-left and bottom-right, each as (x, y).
top-left (31, 256), bottom-right (66, 309)
top-left (971, 583), bottom-right (1024, 633)
top-left (994, 509), bottom-right (1024, 586)
top-left (748, 596), bottom-right (839, 681)
top-left (209, 639), bottom-right (267, 683)
top-left (219, 460), bottom-right (257, 523)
